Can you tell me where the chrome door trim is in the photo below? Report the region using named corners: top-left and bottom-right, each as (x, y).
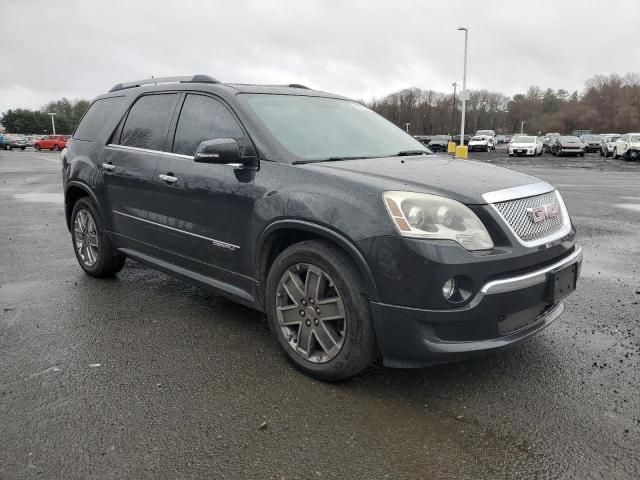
top-left (113, 210), bottom-right (240, 251)
top-left (105, 143), bottom-right (193, 160)
top-left (482, 182), bottom-right (554, 204)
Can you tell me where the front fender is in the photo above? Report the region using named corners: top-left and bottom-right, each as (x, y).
top-left (255, 219), bottom-right (380, 303)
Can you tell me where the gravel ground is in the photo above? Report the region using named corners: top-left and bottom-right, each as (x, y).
top-left (1, 148), bottom-right (639, 479)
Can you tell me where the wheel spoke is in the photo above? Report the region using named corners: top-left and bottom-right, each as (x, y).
top-left (87, 233), bottom-right (98, 248)
top-left (304, 267), bottom-right (322, 301)
top-left (314, 323), bottom-right (339, 353)
top-left (297, 325), bottom-right (313, 356)
top-left (277, 305), bottom-right (302, 326)
top-left (316, 297), bottom-right (344, 321)
top-left (283, 270), bottom-right (305, 305)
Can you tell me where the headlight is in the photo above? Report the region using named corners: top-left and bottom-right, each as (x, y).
top-left (383, 191), bottom-right (494, 250)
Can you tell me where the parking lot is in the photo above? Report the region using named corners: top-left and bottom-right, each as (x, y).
top-left (1, 148), bottom-right (639, 479)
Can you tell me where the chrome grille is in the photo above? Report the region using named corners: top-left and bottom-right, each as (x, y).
top-left (493, 190), bottom-right (565, 243)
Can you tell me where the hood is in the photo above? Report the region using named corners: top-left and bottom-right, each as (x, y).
top-left (511, 141), bottom-right (535, 147)
top-left (300, 155), bottom-right (544, 205)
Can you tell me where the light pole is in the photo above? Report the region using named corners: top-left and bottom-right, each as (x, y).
top-left (457, 26), bottom-right (468, 146)
top-left (47, 112), bottom-right (57, 135)
top-left (521, 121), bottom-right (525, 134)
top-left (405, 122), bottom-right (410, 133)
top-left (451, 82), bottom-right (457, 136)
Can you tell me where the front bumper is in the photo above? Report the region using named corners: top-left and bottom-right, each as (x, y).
top-left (468, 143), bottom-right (488, 151)
top-left (370, 245), bottom-right (582, 367)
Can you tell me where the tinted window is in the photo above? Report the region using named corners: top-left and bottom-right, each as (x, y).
top-left (172, 94), bottom-right (243, 156)
top-left (120, 94), bottom-right (178, 150)
top-left (74, 97), bottom-right (125, 141)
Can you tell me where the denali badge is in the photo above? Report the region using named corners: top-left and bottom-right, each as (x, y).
top-left (527, 203), bottom-right (560, 223)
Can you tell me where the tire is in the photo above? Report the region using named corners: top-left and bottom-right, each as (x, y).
top-left (613, 148), bottom-right (619, 159)
top-left (35, 144), bottom-right (41, 151)
top-left (6, 145), bottom-right (12, 151)
top-left (70, 197), bottom-right (126, 278)
top-left (53, 144), bottom-right (60, 151)
top-left (265, 239), bottom-right (377, 381)
top-left (20, 147), bottom-right (26, 151)
top-left (485, 145), bottom-right (490, 152)
top-left (579, 153), bottom-right (584, 157)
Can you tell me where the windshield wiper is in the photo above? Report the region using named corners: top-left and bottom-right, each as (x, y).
top-left (395, 150), bottom-right (432, 156)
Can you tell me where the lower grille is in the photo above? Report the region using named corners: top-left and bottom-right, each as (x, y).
top-left (492, 190), bottom-right (567, 244)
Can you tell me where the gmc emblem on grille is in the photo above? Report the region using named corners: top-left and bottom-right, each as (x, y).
top-left (527, 203), bottom-right (560, 223)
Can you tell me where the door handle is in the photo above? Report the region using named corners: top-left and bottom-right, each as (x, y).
top-left (159, 173), bottom-right (178, 184)
top-left (101, 163), bottom-right (115, 171)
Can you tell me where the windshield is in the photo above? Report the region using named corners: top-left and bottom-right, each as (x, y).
top-left (476, 130), bottom-right (495, 136)
top-left (560, 136), bottom-right (581, 143)
top-left (582, 135), bottom-right (602, 141)
top-left (245, 94), bottom-right (428, 161)
top-left (608, 136), bottom-right (621, 142)
top-left (514, 136), bottom-right (535, 143)
top-left (631, 135), bottom-right (640, 142)
top-left (471, 136), bottom-right (487, 141)
top-left (431, 135), bottom-right (449, 140)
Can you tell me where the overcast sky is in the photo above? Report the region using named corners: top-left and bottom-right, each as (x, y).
top-left (1, 0), bottom-right (639, 113)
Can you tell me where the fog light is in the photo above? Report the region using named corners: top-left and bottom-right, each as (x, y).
top-left (442, 278), bottom-right (457, 299)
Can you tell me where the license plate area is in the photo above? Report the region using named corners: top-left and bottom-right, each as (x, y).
top-left (547, 263), bottom-right (578, 303)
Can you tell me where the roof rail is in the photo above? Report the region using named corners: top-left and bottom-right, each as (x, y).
top-left (109, 74), bottom-right (220, 92)
top-left (287, 84), bottom-right (310, 89)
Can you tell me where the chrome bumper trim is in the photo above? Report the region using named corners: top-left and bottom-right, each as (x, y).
top-left (481, 245), bottom-right (582, 294)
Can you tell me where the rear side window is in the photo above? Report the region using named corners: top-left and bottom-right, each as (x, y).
top-left (172, 94), bottom-right (243, 156)
top-left (119, 94), bottom-right (178, 151)
top-left (73, 97), bottom-right (125, 141)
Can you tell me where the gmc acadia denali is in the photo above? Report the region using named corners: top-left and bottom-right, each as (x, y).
top-left (62, 75), bottom-right (582, 381)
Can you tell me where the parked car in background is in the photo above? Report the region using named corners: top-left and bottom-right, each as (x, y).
top-left (468, 135), bottom-right (495, 152)
top-left (508, 135), bottom-right (543, 156)
top-left (613, 133), bottom-right (640, 161)
top-left (496, 135), bottom-right (507, 144)
top-left (1, 134), bottom-right (28, 150)
top-left (427, 134), bottom-right (451, 152)
top-left (475, 129), bottom-right (496, 147)
top-left (413, 135), bottom-right (431, 146)
top-left (580, 134), bottom-right (603, 153)
top-left (600, 134), bottom-right (621, 157)
top-left (551, 136), bottom-right (585, 157)
top-left (452, 134), bottom-right (471, 145)
top-left (544, 133), bottom-right (561, 153)
top-left (34, 135), bottom-right (69, 151)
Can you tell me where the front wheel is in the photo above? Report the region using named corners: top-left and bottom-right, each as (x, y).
top-left (71, 198), bottom-right (126, 277)
top-left (613, 148), bottom-right (619, 159)
top-left (265, 240), bottom-right (377, 381)
top-left (35, 144), bottom-right (41, 151)
top-left (53, 144), bottom-right (60, 151)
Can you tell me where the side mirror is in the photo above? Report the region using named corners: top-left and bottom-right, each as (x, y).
top-left (194, 138), bottom-right (241, 164)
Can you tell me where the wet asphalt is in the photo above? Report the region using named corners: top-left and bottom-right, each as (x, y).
top-left (0, 148), bottom-right (639, 479)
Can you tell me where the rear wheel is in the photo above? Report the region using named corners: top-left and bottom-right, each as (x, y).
top-left (265, 240), bottom-right (377, 381)
top-left (53, 144), bottom-right (60, 151)
top-left (71, 197), bottom-right (126, 277)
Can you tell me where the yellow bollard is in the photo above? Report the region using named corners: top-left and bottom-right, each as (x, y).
top-left (455, 145), bottom-right (468, 159)
top-left (447, 141), bottom-right (457, 153)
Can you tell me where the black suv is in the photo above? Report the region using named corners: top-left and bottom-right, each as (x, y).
top-left (62, 75), bottom-right (582, 381)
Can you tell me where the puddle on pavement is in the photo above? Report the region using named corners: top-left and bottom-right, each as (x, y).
top-left (13, 193), bottom-right (63, 204)
top-left (614, 203), bottom-right (640, 212)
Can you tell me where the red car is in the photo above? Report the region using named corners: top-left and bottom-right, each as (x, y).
top-left (34, 135), bottom-right (69, 151)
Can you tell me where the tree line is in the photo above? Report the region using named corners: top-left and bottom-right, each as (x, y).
top-left (368, 73), bottom-right (640, 135)
top-left (1, 98), bottom-right (90, 135)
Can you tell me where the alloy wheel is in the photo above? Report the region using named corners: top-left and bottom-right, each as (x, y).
top-left (74, 209), bottom-right (99, 267)
top-left (276, 263), bottom-right (346, 363)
